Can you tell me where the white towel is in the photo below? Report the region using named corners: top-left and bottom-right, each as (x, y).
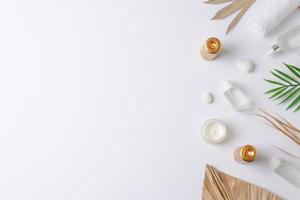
top-left (246, 0), bottom-right (300, 37)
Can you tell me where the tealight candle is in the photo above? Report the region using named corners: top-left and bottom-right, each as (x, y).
top-left (201, 119), bottom-right (227, 144)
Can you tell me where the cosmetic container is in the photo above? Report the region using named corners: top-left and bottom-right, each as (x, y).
top-left (222, 81), bottom-right (251, 111)
top-left (270, 157), bottom-right (300, 189)
top-left (234, 145), bottom-right (256, 164)
top-left (266, 25), bottom-right (300, 56)
top-left (201, 119), bottom-right (227, 144)
top-left (200, 37), bottom-right (221, 61)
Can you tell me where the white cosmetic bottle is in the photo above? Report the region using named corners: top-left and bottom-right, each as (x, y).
top-left (266, 25), bottom-right (300, 56)
top-left (222, 81), bottom-right (251, 111)
top-left (270, 157), bottom-right (300, 189)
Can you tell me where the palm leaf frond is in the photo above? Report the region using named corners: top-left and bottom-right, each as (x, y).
top-left (265, 86), bottom-right (284, 94)
top-left (269, 87), bottom-right (286, 99)
top-left (205, 0), bottom-right (257, 34)
top-left (205, 0), bottom-right (234, 4)
top-left (271, 71), bottom-right (291, 84)
top-left (274, 69), bottom-right (299, 84)
top-left (265, 64), bottom-right (300, 112)
top-left (279, 87), bottom-right (300, 104)
top-left (274, 86), bottom-right (296, 100)
top-left (287, 94), bottom-right (300, 111)
top-left (284, 63), bottom-right (300, 78)
top-left (211, 0), bottom-right (244, 20)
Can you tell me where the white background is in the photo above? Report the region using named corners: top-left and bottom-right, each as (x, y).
top-left (0, 0), bottom-right (299, 199)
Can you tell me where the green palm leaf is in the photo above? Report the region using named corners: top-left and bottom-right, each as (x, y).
top-left (286, 94), bottom-right (300, 111)
top-left (279, 87), bottom-right (300, 104)
top-left (264, 63), bottom-right (300, 112)
top-left (291, 65), bottom-right (300, 73)
top-left (295, 104), bottom-right (300, 112)
top-left (264, 79), bottom-right (285, 86)
top-left (274, 86), bottom-right (296, 100)
top-left (265, 86), bottom-right (284, 94)
top-left (284, 63), bottom-right (300, 79)
top-left (270, 87), bottom-right (287, 99)
top-left (271, 71), bottom-right (291, 84)
top-left (274, 69), bottom-right (299, 84)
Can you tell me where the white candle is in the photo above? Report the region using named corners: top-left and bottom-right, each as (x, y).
top-left (201, 119), bottom-right (227, 144)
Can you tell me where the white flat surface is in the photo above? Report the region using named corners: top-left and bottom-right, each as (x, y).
top-left (0, 0), bottom-right (299, 199)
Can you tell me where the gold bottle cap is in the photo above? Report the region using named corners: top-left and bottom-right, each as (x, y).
top-left (240, 145), bottom-right (256, 162)
top-left (204, 37), bottom-right (221, 54)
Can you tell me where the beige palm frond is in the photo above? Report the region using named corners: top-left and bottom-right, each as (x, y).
top-left (205, 0), bottom-right (234, 4)
top-left (256, 109), bottom-right (300, 145)
top-left (205, 0), bottom-right (256, 34)
top-left (202, 165), bottom-right (282, 200)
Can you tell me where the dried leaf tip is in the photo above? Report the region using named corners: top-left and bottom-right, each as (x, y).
top-left (257, 109), bottom-right (300, 146)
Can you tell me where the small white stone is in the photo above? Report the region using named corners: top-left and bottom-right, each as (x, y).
top-left (202, 92), bottom-right (214, 104)
top-left (236, 59), bottom-right (255, 73)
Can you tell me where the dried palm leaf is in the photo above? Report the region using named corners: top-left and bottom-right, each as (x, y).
top-left (205, 0), bottom-right (257, 34)
top-left (211, 0), bottom-right (245, 20)
top-left (205, 0), bottom-right (234, 4)
top-left (256, 109), bottom-right (300, 145)
top-left (226, 0), bottom-right (255, 34)
top-left (202, 165), bottom-right (282, 200)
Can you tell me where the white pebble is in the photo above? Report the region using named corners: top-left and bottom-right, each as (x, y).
top-left (202, 92), bottom-right (214, 104)
top-left (236, 59), bottom-right (255, 73)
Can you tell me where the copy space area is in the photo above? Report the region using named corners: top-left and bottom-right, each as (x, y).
top-left (0, 1), bottom-right (299, 199)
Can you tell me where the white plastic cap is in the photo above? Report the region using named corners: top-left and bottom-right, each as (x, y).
top-left (269, 156), bottom-right (282, 170)
top-left (266, 44), bottom-right (280, 57)
top-left (222, 80), bottom-right (233, 91)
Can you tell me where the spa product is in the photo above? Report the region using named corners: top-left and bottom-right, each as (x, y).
top-left (234, 145), bottom-right (256, 164)
top-left (270, 157), bottom-right (300, 189)
top-left (200, 37), bottom-right (221, 61)
top-left (266, 25), bottom-right (300, 56)
top-left (201, 119), bottom-right (227, 144)
top-left (246, 0), bottom-right (300, 37)
top-left (236, 59), bottom-right (255, 73)
top-left (222, 80), bottom-right (251, 111)
top-left (202, 92), bottom-right (214, 104)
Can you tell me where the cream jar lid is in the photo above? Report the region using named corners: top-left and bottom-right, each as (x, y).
top-left (201, 119), bottom-right (227, 144)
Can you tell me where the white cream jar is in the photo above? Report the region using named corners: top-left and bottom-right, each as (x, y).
top-left (201, 119), bottom-right (227, 144)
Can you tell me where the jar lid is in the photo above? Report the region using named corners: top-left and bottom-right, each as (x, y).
top-left (205, 37), bottom-right (221, 54)
top-left (240, 145), bottom-right (256, 162)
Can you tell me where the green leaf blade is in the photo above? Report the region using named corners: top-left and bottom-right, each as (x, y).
top-left (264, 79), bottom-right (285, 86)
top-left (271, 71), bottom-right (292, 85)
top-left (274, 86), bottom-right (296, 100)
top-left (265, 86), bottom-right (284, 94)
top-left (286, 94), bottom-right (300, 110)
top-left (284, 63), bottom-right (300, 79)
top-left (275, 69), bottom-right (299, 84)
top-left (279, 87), bottom-right (300, 105)
top-left (294, 104), bottom-right (300, 112)
top-left (291, 65), bottom-right (300, 73)
top-left (270, 87), bottom-right (287, 99)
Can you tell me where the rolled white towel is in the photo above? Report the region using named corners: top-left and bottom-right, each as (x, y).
top-left (246, 0), bottom-right (300, 37)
